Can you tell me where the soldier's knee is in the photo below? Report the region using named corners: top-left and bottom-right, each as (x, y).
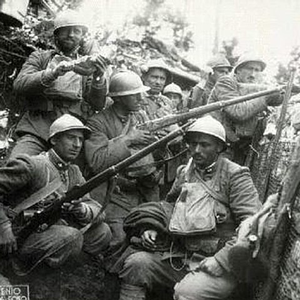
top-left (120, 252), bottom-right (157, 286)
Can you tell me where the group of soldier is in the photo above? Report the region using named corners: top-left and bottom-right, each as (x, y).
top-left (0, 8), bottom-right (293, 300)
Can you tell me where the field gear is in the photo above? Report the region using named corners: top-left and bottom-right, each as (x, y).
top-left (207, 55), bottom-right (232, 71)
top-left (186, 115), bottom-right (226, 143)
top-left (48, 114), bottom-right (91, 141)
top-left (53, 9), bottom-right (88, 34)
top-left (108, 71), bottom-right (150, 97)
top-left (163, 83), bottom-right (183, 97)
top-left (234, 53), bottom-right (266, 73)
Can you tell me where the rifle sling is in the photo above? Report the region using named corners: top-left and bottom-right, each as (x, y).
top-left (12, 177), bottom-right (62, 215)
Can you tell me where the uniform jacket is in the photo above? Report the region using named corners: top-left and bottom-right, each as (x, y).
top-left (0, 149), bottom-right (101, 226)
top-left (140, 92), bottom-right (174, 120)
top-left (13, 42), bottom-right (107, 142)
top-left (121, 157), bottom-right (262, 273)
top-left (208, 74), bottom-right (270, 142)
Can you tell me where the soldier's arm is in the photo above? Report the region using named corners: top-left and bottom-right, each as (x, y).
top-left (13, 50), bottom-right (58, 95)
top-left (214, 166), bottom-right (262, 272)
top-left (209, 76), bottom-right (268, 122)
top-left (85, 115), bottom-right (132, 174)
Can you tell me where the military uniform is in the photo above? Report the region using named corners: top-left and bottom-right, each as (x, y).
top-left (12, 40), bottom-right (107, 158)
top-left (0, 149), bottom-right (111, 275)
top-left (117, 156), bottom-right (262, 300)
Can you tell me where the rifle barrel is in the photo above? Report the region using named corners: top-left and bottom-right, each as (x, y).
top-left (16, 123), bottom-right (187, 246)
top-left (140, 87), bottom-right (282, 132)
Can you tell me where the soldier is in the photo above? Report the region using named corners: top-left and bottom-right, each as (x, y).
top-left (189, 55), bottom-right (232, 108)
top-left (163, 83), bottom-right (184, 111)
top-left (0, 114), bottom-right (111, 275)
top-left (84, 70), bottom-right (159, 268)
top-left (115, 115), bottom-right (262, 300)
top-left (140, 58), bottom-right (175, 118)
top-left (11, 9), bottom-right (108, 159)
top-left (208, 53), bottom-right (284, 165)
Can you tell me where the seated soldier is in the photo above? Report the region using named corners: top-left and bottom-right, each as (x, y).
top-left (115, 115), bottom-right (262, 300)
top-left (0, 114), bottom-right (111, 275)
top-left (84, 70), bottom-right (158, 269)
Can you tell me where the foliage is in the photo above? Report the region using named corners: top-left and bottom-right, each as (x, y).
top-left (131, 0), bottom-right (194, 52)
top-left (275, 46), bottom-right (300, 85)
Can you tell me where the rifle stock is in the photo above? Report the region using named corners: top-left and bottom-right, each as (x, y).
top-left (138, 87), bottom-right (282, 132)
top-left (16, 124), bottom-right (187, 246)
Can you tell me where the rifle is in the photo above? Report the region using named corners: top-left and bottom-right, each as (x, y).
top-left (16, 123), bottom-right (188, 247)
top-left (137, 87), bottom-right (282, 132)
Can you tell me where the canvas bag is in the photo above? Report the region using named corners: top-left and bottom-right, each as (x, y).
top-left (169, 158), bottom-right (227, 235)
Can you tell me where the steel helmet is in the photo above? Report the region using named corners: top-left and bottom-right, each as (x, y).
top-left (53, 9), bottom-right (88, 34)
top-left (234, 53), bottom-right (266, 73)
top-left (207, 55), bottom-right (232, 71)
top-left (186, 115), bottom-right (226, 143)
top-left (163, 83), bottom-right (183, 97)
top-left (108, 70), bottom-right (150, 97)
top-left (48, 114), bottom-right (91, 141)
top-left (142, 58), bottom-right (172, 82)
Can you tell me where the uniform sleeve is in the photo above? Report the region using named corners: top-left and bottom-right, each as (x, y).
top-left (208, 76), bottom-right (268, 122)
top-left (0, 157), bottom-right (33, 224)
top-left (68, 165), bottom-right (102, 224)
top-left (13, 50), bottom-right (56, 95)
top-left (214, 166), bottom-right (262, 272)
top-left (84, 115), bottom-right (131, 174)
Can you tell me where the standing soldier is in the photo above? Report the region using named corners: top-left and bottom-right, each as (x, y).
top-left (84, 71), bottom-right (159, 268)
top-left (140, 58), bottom-right (174, 118)
top-left (0, 114), bottom-right (111, 275)
top-left (11, 9), bottom-right (109, 158)
top-left (208, 53), bottom-right (284, 165)
top-left (189, 55), bottom-right (232, 109)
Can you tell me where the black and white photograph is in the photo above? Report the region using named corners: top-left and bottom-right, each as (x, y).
top-left (0, 0), bottom-right (300, 299)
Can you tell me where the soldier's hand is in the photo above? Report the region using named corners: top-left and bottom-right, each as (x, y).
top-left (196, 257), bottom-right (224, 277)
top-left (62, 199), bottom-right (87, 219)
top-left (141, 229), bottom-right (158, 248)
top-left (125, 128), bottom-right (156, 146)
top-left (266, 93), bottom-right (284, 107)
top-left (52, 61), bottom-right (73, 78)
top-left (93, 55), bottom-right (109, 77)
top-left (0, 222), bottom-right (17, 255)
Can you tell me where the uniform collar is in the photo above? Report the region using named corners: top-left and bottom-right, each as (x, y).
top-left (46, 149), bottom-right (70, 171)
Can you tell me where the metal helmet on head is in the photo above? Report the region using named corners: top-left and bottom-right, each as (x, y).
top-left (207, 55), bottom-right (232, 71)
top-left (53, 9), bottom-right (88, 34)
top-left (186, 115), bottom-right (226, 143)
top-left (234, 53), bottom-right (266, 73)
top-left (163, 83), bottom-right (183, 97)
top-left (108, 70), bottom-right (150, 97)
top-left (142, 58), bottom-right (172, 82)
top-left (48, 114), bottom-right (91, 141)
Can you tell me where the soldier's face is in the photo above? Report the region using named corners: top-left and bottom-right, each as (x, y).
top-left (212, 67), bottom-right (231, 81)
top-left (187, 133), bottom-right (223, 169)
top-left (143, 68), bottom-right (167, 94)
top-left (51, 130), bottom-right (84, 162)
top-left (236, 62), bottom-right (262, 83)
top-left (122, 94), bottom-right (142, 111)
top-left (55, 26), bottom-right (84, 54)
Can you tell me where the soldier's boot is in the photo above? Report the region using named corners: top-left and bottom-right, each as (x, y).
top-left (119, 283), bottom-right (146, 300)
